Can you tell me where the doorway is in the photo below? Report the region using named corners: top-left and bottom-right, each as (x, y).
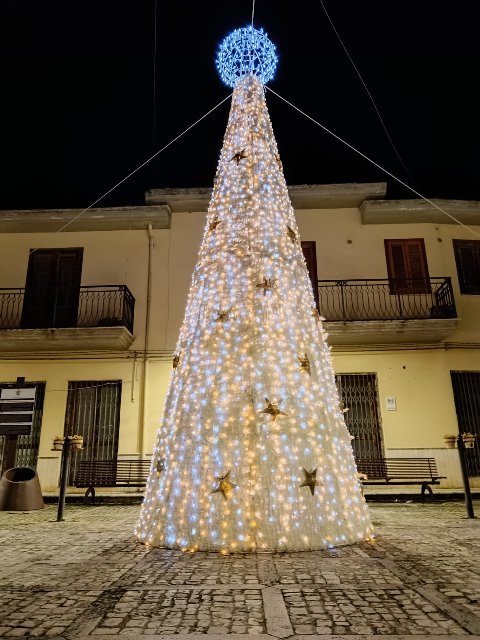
top-left (64, 380), bottom-right (122, 483)
top-left (335, 373), bottom-right (384, 461)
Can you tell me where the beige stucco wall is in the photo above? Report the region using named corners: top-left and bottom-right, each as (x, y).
top-left (1, 200), bottom-right (479, 492)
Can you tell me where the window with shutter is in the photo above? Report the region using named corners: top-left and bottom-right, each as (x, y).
top-left (301, 241), bottom-right (319, 310)
top-left (385, 239), bottom-right (430, 294)
top-left (21, 248), bottom-right (83, 329)
top-left (453, 240), bottom-right (480, 294)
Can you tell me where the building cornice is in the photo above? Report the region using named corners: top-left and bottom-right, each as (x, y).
top-left (146, 182), bottom-right (387, 211)
top-left (0, 205), bottom-right (171, 233)
top-left (361, 199), bottom-right (480, 226)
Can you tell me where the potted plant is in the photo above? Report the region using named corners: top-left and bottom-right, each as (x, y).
top-left (461, 432), bottom-right (476, 449)
top-left (443, 434), bottom-right (457, 448)
top-left (69, 434), bottom-right (84, 451)
top-left (52, 436), bottom-right (64, 451)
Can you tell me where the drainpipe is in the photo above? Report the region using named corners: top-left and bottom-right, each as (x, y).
top-left (138, 223), bottom-right (154, 457)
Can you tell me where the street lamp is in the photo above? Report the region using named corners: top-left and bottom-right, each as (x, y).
top-left (446, 434), bottom-right (476, 519)
top-left (52, 435), bottom-right (83, 522)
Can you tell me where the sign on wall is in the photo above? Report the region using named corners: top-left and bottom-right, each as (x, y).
top-left (0, 387), bottom-right (37, 436)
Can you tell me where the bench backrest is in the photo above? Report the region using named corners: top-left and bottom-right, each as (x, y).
top-left (357, 457), bottom-right (440, 480)
top-left (75, 459), bottom-right (151, 484)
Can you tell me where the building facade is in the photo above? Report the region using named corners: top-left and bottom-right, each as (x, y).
top-left (0, 182), bottom-right (479, 491)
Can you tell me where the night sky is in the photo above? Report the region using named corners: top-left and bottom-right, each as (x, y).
top-left (1, 1), bottom-right (479, 211)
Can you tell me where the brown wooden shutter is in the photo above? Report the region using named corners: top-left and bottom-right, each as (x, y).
top-left (453, 240), bottom-right (480, 294)
top-left (385, 239), bottom-right (430, 294)
top-left (21, 251), bottom-right (57, 328)
top-left (301, 241), bottom-right (319, 310)
top-left (21, 248), bottom-right (83, 329)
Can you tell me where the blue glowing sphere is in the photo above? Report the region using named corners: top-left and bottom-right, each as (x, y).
top-left (216, 26), bottom-right (278, 88)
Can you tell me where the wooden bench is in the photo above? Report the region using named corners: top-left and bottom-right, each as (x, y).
top-left (73, 459), bottom-right (150, 504)
top-left (357, 457), bottom-right (446, 502)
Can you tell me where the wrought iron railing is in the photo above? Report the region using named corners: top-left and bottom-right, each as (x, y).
top-left (0, 285), bottom-right (135, 334)
top-left (317, 277), bottom-right (457, 322)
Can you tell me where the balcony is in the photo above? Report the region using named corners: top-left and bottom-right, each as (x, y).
top-left (0, 285), bottom-right (135, 351)
top-left (317, 277), bottom-right (459, 345)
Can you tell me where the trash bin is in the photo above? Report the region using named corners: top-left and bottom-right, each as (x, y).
top-left (0, 467), bottom-right (44, 511)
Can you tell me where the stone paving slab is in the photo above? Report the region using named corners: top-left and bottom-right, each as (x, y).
top-left (0, 502), bottom-right (479, 639)
top-left (282, 586), bottom-right (467, 635)
top-left (274, 558), bottom-right (403, 587)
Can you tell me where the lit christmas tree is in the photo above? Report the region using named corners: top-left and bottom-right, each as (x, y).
top-left (136, 26), bottom-right (373, 552)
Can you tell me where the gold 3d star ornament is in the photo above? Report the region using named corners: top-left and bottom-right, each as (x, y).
top-left (298, 353), bottom-right (311, 375)
top-left (300, 467), bottom-right (320, 495)
top-left (256, 277), bottom-right (276, 295)
top-left (259, 398), bottom-right (288, 421)
top-left (172, 354), bottom-right (180, 369)
top-left (211, 471), bottom-right (238, 500)
top-left (216, 308), bottom-right (233, 323)
top-left (155, 458), bottom-right (166, 475)
top-left (209, 216), bottom-right (222, 232)
top-left (230, 149), bottom-right (247, 165)
top-left (339, 401), bottom-right (350, 414)
top-left (287, 226), bottom-right (297, 244)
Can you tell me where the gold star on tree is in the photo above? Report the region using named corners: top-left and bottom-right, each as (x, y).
top-left (259, 398), bottom-right (288, 421)
top-left (287, 226), bottom-right (297, 244)
top-left (311, 307), bottom-right (325, 322)
top-left (173, 354), bottom-right (180, 369)
top-left (155, 458), bottom-right (166, 475)
top-left (216, 308), bottom-right (233, 323)
top-left (256, 277), bottom-right (276, 295)
top-left (298, 353), bottom-right (311, 375)
top-left (339, 401), bottom-right (350, 414)
top-left (300, 467), bottom-right (320, 495)
top-left (230, 149), bottom-right (247, 165)
top-left (209, 217), bottom-right (222, 232)
top-left (211, 470), bottom-right (238, 500)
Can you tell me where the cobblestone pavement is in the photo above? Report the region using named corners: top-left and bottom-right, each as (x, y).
top-left (0, 502), bottom-right (479, 640)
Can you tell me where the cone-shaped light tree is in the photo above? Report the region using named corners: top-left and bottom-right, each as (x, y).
top-left (136, 26), bottom-right (373, 552)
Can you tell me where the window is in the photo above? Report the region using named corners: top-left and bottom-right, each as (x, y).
top-left (335, 373), bottom-right (384, 461)
top-left (64, 380), bottom-right (122, 484)
top-left (0, 382), bottom-right (45, 476)
top-left (21, 248), bottom-right (83, 329)
top-left (384, 238), bottom-right (430, 294)
top-left (451, 371), bottom-right (480, 477)
top-left (453, 240), bottom-right (480, 294)
top-left (301, 240), bottom-right (319, 309)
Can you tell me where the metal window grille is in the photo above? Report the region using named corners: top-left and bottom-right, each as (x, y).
top-left (64, 380), bottom-right (122, 484)
top-left (335, 373), bottom-right (384, 461)
top-left (450, 371), bottom-right (480, 477)
top-left (0, 382), bottom-right (45, 475)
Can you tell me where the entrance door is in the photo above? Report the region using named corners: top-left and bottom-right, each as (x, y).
top-left (64, 381), bottom-right (122, 483)
top-left (451, 371), bottom-right (480, 477)
top-left (21, 248), bottom-right (83, 329)
top-left (335, 373), bottom-right (384, 461)
top-left (0, 382), bottom-right (45, 476)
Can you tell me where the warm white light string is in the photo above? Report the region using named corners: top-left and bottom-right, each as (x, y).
top-left (267, 86), bottom-right (480, 240)
top-left (51, 94), bottom-right (232, 235)
top-left (136, 74), bottom-right (373, 552)
top-left (319, 0), bottom-right (416, 188)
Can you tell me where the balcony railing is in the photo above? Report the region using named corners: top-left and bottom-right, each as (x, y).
top-left (0, 285), bottom-right (135, 334)
top-left (317, 277), bottom-right (457, 322)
